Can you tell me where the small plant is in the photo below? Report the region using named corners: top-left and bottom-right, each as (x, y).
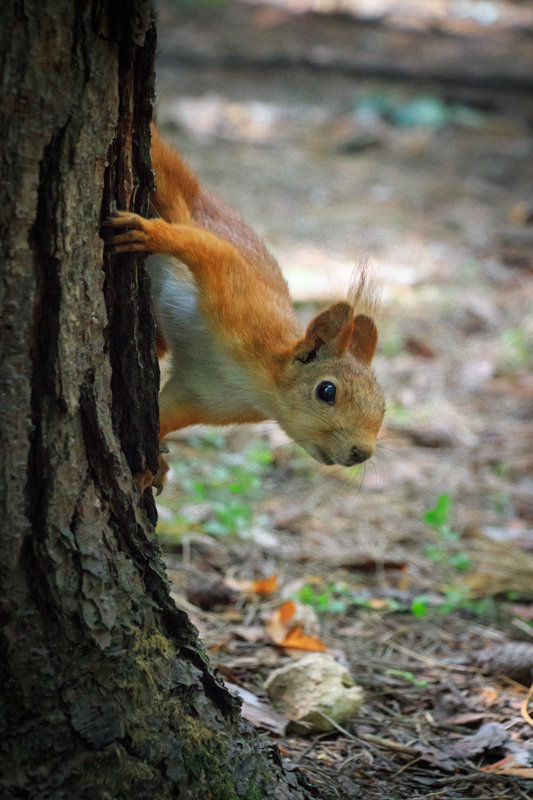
top-left (353, 92), bottom-right (485, 132)
top-left (298, 582), bottom-right (403, 615)
top-left (411, 588), bottom-right (497, 619)
top-left (157, 435), bottom-right (275, 543)
top-left (423, 494), bottom-right (471, 572)
top-left (408, 495), bottom-right (503, 619)
top-left (385, 669), bottom-right (428, 688)
top-left (297, 582), bottom-right (354, 614)
top-left (411, 594), bottom-right (432, 618)
top-left (501, 326), bottom-right (531, 367)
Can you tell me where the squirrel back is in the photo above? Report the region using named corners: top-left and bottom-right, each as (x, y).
top-left (106, 127), bottom-right (385, 469)
top-left (151, 127), bottom-right (289, 304)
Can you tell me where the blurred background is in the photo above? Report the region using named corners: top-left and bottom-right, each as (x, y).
top-left (152, 2), bottom-right (533, 792)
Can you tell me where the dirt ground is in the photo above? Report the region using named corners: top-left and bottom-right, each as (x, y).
top-left (152, 2), bottom-right (533, 797)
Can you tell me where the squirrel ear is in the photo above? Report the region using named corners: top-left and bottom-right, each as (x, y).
top-left (293, 302), bottom-right (354, 363)
top-left (350, 314), bottom-right (378, 364)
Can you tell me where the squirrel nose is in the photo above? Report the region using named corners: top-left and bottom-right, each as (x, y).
top-left (347, 446), bottom-right (371, 466)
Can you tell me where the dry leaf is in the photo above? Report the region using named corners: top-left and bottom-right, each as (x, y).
top-left (187, 576), bottom-right (238, 610)
top-left (482, 753), bottom-right (533, 778)
top-left (266, 602), bottom-right (296, 645)
top-left (281, 626), bottom-right (327, 653)
top-left (225, 681), bottom-right (288, 735)
top-left (404, 338), bottom-right (436, 358)
top-left (266, 601), bottom-right (325, 652)
top-left (450, 722), bottom-right (509, 758)
top-left (279, 600), bottom-right (296, 624)
top-left (231, 625), bottom-right (266, 643)
top-left (476, 687), bottom-right (500, 708)
top-left (253, 575), bottom-right (278, 594)
top-left (368, 597), bottom-right (394, 610)
top-left (225, 574), bottom-right (277, 595)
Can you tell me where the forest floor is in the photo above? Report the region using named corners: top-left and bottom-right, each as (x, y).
top-left (153, 2), bottom-right (533, 797)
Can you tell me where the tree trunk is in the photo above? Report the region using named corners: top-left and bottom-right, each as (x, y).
top-left (0, 3), bottom-right (306, 797)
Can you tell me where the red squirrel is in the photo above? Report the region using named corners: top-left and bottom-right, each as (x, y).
top-left (103, 126), bottom-right (385, 490)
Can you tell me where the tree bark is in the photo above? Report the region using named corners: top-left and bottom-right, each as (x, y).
top-left (0, 3), bottom-right (306, 797)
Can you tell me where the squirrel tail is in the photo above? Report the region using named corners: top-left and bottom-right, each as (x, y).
top-left (150, 124), bottom-right (200, 225)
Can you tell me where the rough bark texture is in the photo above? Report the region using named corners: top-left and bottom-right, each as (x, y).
top-left (0, 2), bottom-right (306, 798)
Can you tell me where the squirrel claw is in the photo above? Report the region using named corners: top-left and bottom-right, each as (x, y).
top-left (153, 474), bottom-right (165, 496)
top-left (133, 449), bottom-right (169, 496)
top-left (153, 450), bottom-right (170, 495)
top-left (101, 211), bottom-right (150, 252)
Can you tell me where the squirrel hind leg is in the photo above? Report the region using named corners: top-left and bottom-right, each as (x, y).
top-left (158, 383), bottom-right (203, 440)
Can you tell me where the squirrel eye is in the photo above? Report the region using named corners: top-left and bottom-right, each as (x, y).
top-left (315, 381), bottom-right (336, 404)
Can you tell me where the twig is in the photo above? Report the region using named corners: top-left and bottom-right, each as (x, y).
top-left (521, 680), bottom-right (533, 728)
top-left (383, 639), bottom-right (477, 672)
top-left (291, 732), bottom-right (331, 764)
top-left (392, 754), bottom-right (423, 776)
top-left (314, 712), bottom-right (359, 743)
top-left (316, 712), bottom-right (422, 765)
top-left (358, 731), bottom-right (421, 757)
top-left (512, 617), bottom-right (533, 639)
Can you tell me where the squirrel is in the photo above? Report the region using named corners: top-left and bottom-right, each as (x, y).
top-left (103, 126), bottom-right (385, 490)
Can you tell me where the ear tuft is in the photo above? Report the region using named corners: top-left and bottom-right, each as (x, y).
top-left (350, 314), bottom-right (378, 364)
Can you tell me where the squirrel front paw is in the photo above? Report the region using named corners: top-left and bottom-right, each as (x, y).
top-left (101, 210), bottom-right (152, 253)
top-left (133, 447), bottom-right (169, 496)
top-left (153, 447), bottom-right (170, 495)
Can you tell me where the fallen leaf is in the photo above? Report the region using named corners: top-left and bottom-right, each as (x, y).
top-left (330, 555), bottom-right (408, 572)
top-left (266, 601), bottom-right (325, 651)
top-left (224, 574), bottom-right (278, 595)
top-left (186, 576), bottom-right (238, 611)
top-left (281, 626), bottom-right (326, 652)
top-left (231, 625), bottom-right (266, 643)
top-left (368, 597), bottom-right (395, 610)
top-left (225, 681), bottom-right (288, 735)
top-left (443, 712), bottom-right (489, 726)
top-left (266, 607), bottom-right (291, 646)
top-left (509, 603), bottom-right (533, 620)
top-left (404, 337), bottom-right (435, 358)
top-left (270, 501), bottom-right (309, 530)
top-left (450, 721), bottom-right (509, 758)
top-left (482, 753), bottom-right (533, 778)
top-left (404, 426), bottom-right (455, 449)
top-left (279, 600), bottom-right (296, 624)
top-left (254, 574), bottom-right (278, 594)
top-left (476, 687), bottom-right (500, 707)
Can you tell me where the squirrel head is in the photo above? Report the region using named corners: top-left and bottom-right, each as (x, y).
top-left (274, 301), bottom-right (385, 467)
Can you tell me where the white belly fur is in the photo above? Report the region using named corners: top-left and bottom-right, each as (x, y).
top-left (146, 254), bottom-right (268, 419)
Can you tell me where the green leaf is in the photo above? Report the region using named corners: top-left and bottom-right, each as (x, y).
top-left (411, 595), bottom-right (430, 617)
top-left (424, 493), bottom-right (451, 527)
top-left (449, 552), bottom-right (471, 571)
top-left (393, 96), bottom-right (451, 130)
top-left (385, 669), bottom-right (428, 687)
top-left (424, 545), bottom-right (443, 562)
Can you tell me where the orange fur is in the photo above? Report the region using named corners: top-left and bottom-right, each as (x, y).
top-left (103, 128), bottom-right (385, 489)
